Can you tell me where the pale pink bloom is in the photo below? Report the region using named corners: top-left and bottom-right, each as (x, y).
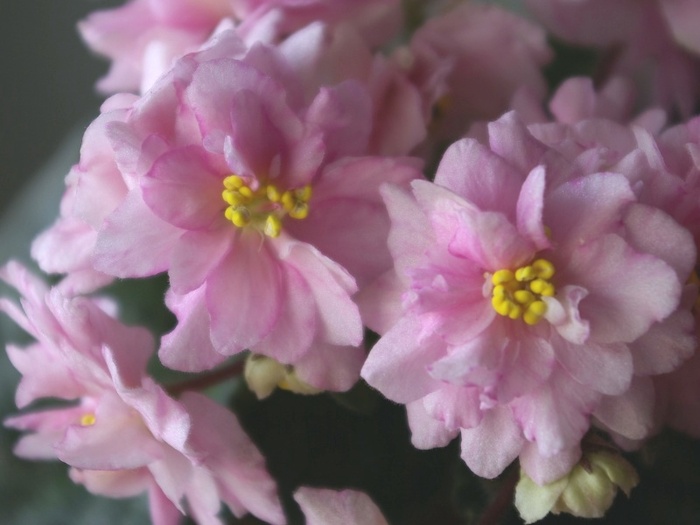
top-left (526, 0), bottom-right (700, 116)
top-left (83, 32), bottom-right (422, 387)
top-left (1, 261), bottom-right (285, 525)
top-left (294, 487), bottom-right (389, 525)
top-left (360, 111), bottom-right (694, 484)
top-left (404, 3), bottom-right (552, 143)
top-left (79, 0), bottom-right (401, 94)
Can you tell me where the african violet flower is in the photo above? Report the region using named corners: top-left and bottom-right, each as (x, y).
top-left (56, 30), bottom-right (423, 392)
top-left (360, 110), bottom-right (695, 484)
top-left (1, 262), bottom-right (285, 525)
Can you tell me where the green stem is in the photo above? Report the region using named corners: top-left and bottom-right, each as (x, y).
top-left (166, 360), bottom-right (245, 397)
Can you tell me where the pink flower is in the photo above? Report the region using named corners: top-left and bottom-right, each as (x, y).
top-left (360, 111), bottom-right (694, 484)
top-left (73, 32), bottom-right (422, 389)
top-left (1, 261), bottom-right (285, 525)
top-left (525, 0), bottom-right (700, 116)
top-left (294, 487), bottom-right (389, 525)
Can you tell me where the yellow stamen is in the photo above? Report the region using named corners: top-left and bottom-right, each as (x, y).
top-left (524, 301), bottom-right (547, 325)
top-left (223, 175), bottom-right (244, 190)
top-left (532, 258), bottom-right (555, 280)
top-left (515, 265), bottom-right (536, 282)
top-left (222, 177), bottom-right (312, 234)
top-left (266, 185), bottom-right (281, 203)
top-left (489, 258), bottom-right (556, 325)
top-left (492, 269), bottom-right (514, 285)
top-left (80, 414), bottom-right (96, 427)
top-left (264, 214), bottom-right (282, 238)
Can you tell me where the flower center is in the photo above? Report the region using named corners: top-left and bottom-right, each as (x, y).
top-left (221, 175), bottom-right (312, 238)
top-left (490, 258), bottom-right (556, 325)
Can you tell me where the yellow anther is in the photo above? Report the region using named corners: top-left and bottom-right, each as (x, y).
top-left (238, 186), bottom-right (254, 199)
top-left (508, 303), bottom-right (523, 320)
top-left (492, 296), bottom-right (511, 317)
top-left (523, 300), bottom-right (547, 325)
top-left (264, 214), bottom-right (282, 238)
top-left (493, 284), bottom-right (507, 298)
top-left (227, 207), bottom-right (251, 227)
top-left (530, 279), bottom-right (555, 296)
top-left (514, 290), bottom-right (535, 304)
top-left (532, 259), bottom-right (555, 280)
top-left (266, 185), bottom-right (281, 202)
top-left (80, 414), bottom-right (96, 427)
top-left (222, 189), bottom-right (246, 206)
top-left (295, 185), bottom-right (313, 202)
top-left (515, 266), bottom-right (536, 282)
top-left (490, 258), bottom-right (555, 324)
top-left (223, 175), bottom-right (244, 190)
top-left (492, 269), bottom-right (514, 286)
top-left (289, 202), bottom-right (309, 220)
top-left (280, 191), bottom-right (295, 212)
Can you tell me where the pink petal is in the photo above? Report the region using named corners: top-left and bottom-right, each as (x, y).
top-left (160, 286), bottom-right (228, 372)
top-left (631, 305), bottom-right (695, 376)
top-left (292, 342), bottom-right (365, 392)
top-left (623, 202), bottom-right (696, 282)
top-left (422, 384), bottom-right (482, 432)
top-left (568, 234), bottom-right (681, 344)
top-left (295, 487), bottom-right (388, 525)
top-left (142, 146), bottom-right (224, 230)
top-left (406, 399), bottom-right (460, 449)
top-left (169, 228), bottom-right (231, 294)
top-left (207, 235), bottom-right (282, 355)
top-left (278, 240), bottom-right (362, 347)
top-left (516, 165), bottom-right (550, 250)
top-left (555, 338), bottom-right (633, 396)
top-left (253, 259), bottom-right (317, 362)
top-left (545, 173), bottom-right (635, 250)
top-left (361, 316), bottom-right (445, 404)
top-left (594, 376), bottom-right (655, 441)
top-left (519, 441), bottom-right (581, 485)
top-left (434, 138), bottom-right (523, 217)
top-left (512, 368), bottom-right (599, 456)
top-left (94, 188), bottom-right (183, 278)
top-left (460, 406), bottom-right (525, 479)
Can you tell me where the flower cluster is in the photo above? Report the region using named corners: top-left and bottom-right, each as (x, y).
top-left (5, 0), bottom-right (700, 523)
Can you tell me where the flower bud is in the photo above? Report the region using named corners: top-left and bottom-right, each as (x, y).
top-left (515, 451), bottom-right (639, 523)
top-left (244, 354), bottom-right (322, 399)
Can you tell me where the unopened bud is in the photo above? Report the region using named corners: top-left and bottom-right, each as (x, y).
top-left (244, 354), bottom-right (322, 399)
top-left (515, 451), bottom-right (639, 523)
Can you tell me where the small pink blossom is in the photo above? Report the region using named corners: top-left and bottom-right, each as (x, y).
top-left (1, 262), bottom-right (285, 525)
top-left (360, 111), bottom-right (695, 484)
